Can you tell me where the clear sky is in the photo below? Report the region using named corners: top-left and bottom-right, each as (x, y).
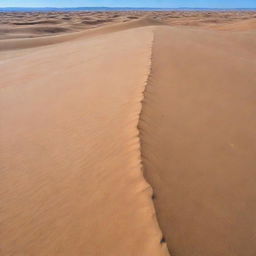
top-left (0, 0), bottom-right (255, 8)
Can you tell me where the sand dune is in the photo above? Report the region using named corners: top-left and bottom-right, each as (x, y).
top-left (0, 11), bottom-right (144, 39)
top-left (0, 15), bottom-right (162, 51)
top-left (1, 11), bottom-right (256, 256)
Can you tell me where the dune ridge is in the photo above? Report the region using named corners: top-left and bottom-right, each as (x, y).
top-left (136, 26), bottom-right (167, 245)
top-left (131, 27), bottom-right (170, 254)
top-left (138, 27), bottom-right (169, 249)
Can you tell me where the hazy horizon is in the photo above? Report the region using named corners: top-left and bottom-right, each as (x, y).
top-left (0, 0), bottom-right (255, 9)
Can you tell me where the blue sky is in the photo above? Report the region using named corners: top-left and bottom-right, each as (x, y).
top-left (0, 0), bottom-right (255, 8)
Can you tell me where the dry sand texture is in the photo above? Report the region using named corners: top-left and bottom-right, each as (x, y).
top-left (1, 11), bottom-right (255, 41)
top-left (1, 11), bottom-right (256, 256)
top-left (140, 25), bottom-right (256, 256)
top-left (0, 11), bottom-right (144, 40)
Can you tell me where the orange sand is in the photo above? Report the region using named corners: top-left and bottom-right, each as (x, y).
top-left (1, 11), bottom-right (256, 256)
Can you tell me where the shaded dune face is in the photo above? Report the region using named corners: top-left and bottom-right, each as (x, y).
top-left (140, 26), bottom-right (256, 256)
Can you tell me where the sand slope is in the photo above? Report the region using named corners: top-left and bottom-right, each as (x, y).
top-left (0, 26), bottom-right (168, 255)
top-left (140, 26), bottom-right (256, 256)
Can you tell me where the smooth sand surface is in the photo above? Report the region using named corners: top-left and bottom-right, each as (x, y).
top-left (140, 24), bottom-right (256, 256)
top-left (1, 11), bottom-right (256, 256)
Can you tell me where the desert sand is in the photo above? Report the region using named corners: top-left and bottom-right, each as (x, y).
top-left (0, 11), bottom-right (256, 256)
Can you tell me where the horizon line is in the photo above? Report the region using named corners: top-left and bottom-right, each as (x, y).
top-left (1, 6), bottom-right (256, 9)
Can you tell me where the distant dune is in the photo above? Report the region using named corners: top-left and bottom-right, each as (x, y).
top-left (0, 11), bottom-right (143, 40)
top-left (0, 11), bottom-right (256, 256)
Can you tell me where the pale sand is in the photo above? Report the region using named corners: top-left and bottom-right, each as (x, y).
top-left (1, 11), bottom-right (256, 256)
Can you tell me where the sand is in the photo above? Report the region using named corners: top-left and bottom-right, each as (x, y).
top-left (140, 25), bottom-right (256, 256)
top-left (1, 11), bottom-right (256, 256)
top-left (0, 11), bottom-right (143, 40)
